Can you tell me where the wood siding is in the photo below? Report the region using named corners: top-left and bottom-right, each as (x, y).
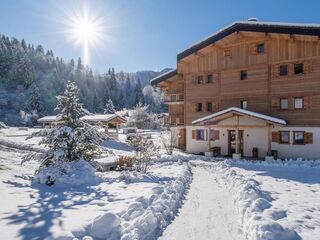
top-left (161, 31), bottom-right (320, 126)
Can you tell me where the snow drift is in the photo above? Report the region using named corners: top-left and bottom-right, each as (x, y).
top-left (211, 161), bottom-right (302, 240)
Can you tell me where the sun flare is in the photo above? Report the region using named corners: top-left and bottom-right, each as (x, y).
top-left (66, 2), bottom-right (105, 65)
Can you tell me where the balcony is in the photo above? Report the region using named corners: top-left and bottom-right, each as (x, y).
top-left (164, 93), bottom-right (184, 104)
top-left (165, 114), bottom-right (185, 126)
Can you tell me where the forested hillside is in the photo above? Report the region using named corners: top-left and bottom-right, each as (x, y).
top-left (0, 34), bottom-right (168, 126)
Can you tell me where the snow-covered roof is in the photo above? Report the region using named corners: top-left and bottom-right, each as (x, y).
top-left (178, 20), bottom-right (320, 61)
top-left (37, 116), bottom-right (60, 123)
top-left (150, 69), bottom-right (177, 86)
top-left (192, 107), bottom-right (286, 125)
top-left (80, 114), bottom-right (126, 123)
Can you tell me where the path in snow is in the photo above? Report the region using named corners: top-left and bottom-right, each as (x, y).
top-left (160, 165), bottom-right (242, 240)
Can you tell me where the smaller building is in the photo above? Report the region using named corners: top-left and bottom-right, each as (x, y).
top-left (80, 114), bottom-right (127, 133)
top-left (37, 116), bottom-right (61, 127)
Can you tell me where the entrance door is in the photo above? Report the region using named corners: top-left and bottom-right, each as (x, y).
top-left (228, 130), bottom-right (244, 156)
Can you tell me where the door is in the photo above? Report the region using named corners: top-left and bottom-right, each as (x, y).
top-left (228, 130), bottom-right (244, 156)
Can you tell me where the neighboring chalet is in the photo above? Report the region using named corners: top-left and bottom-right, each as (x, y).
top-left (37, 114), bottom-right (127, 133)
top-left (151, 19), bottom-right (320, 159)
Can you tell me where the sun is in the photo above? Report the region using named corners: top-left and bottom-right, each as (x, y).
top-left (66, 2), bottom-right (105, 65)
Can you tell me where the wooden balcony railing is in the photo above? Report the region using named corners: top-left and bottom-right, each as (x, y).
top-left (164, 114), bottom-right (185, 126)
top-left (164, 93), bottom-right (184, 103)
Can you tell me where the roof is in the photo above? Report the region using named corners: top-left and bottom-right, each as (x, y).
top-left (37, 116), bottom-right (60, 123)
top-left (80, 114), bottom-right (126, 123)
top-left (178, 20), bottom-right (320, 61)
top-left (150, 69), bottom-right (177, 86)
top-left (192, 107), bottom-right (286, 125)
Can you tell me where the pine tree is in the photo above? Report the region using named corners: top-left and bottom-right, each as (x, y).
top-left (23, 80), bottom-right (105, 170)
top-left (104, 98), bottom-right (115, 114)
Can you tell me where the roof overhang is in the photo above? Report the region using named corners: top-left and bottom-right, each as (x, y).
top-left (150, 69), bottom-right (177, 86)
top-left (192, 107), bottom-right (286, 126)
top-left (178, 21), bottom-right (320, 61)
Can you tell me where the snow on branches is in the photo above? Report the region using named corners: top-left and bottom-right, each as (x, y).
top-left (127, 133), bottom-right (159, 173)
top-left (23, 80), bottom-right (105, 185)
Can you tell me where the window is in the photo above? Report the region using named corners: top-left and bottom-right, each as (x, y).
top-left (240, 70), bottom-right (247, 80)
top-left (293, 131), bottom-right (304, 144)
top-left (209, 129), bottom-right (219, 141)
top-left (197, 103), bottom-right (203, 112)
top-left (196, 129), bottom-right (205, 141)
top-left (240, 100), bottom-right (248, 109)
top-left (224, 49), bottom-right (231, 57)
top-left (207, 74), bottom-right (213, 83)
top-left (279, 65), bottom-right (288, 76)
top-left (257, 43), bottom-right (265, 54)
top-left (207, 102), bottom-right (213, 112)
top-left (280, 98), bottom-right (289, 110)
top-left (197, 75), bottom-right (204, 84)
top-left (280, 131), bottom-right (290, 144)
top-left (294, 97), bottom-right (303, 109)
top-left (294, 64), bottom-right (303, 74)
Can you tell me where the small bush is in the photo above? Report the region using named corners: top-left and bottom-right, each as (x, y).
top-left (116, 156), bottom-right (135, 170)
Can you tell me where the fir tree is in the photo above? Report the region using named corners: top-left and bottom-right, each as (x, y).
top-left (104, 98), bottom-right (115, 114)
top-left (23, 80), bottom-right (105, 170)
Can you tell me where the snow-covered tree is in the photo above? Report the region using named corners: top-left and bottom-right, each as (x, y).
top-left (160, 130), bottom-right (179, 155)
top-left (23, 80), bottom-right (105, 176)
top-left (128, 133), bottom-right (159, 173)
top-left (127, 102), bottom-right (160, 129)
top-left (104, 98), bottom-right (115, 114)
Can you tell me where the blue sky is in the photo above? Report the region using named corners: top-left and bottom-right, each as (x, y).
top-left (0, 0), bottom-right (319, 73)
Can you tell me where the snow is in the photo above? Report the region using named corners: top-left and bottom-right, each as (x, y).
top-left (192, 107), bottom-right (286, 125)
top-left (37, 115), bottom-right (59, 123)
top-left (161, 163), bottom-right (241, 240)
top-left (229, 160), bottom-right (320, 239)
top-left (80, 114), bottom-right (125, 122)
top-left (1, 128), bottom-right (320, 240)
top-left (34, 159), bottom-right (101, 186)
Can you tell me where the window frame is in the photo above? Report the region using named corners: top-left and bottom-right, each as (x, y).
top-left (240, 70), bottom-right (247, 80)
top-left (240, 100), bottom-right (248, 109)
top-left (279, 65), bottom-right (288, 76)
top-left (279, 131), bottom-right (290, 144)
top-left (294, 63), bottom-right (304, 75)
top-left (293, 131), bottom-right (305, 145)
top-left (280, 98), bottom-right (289, 110)
top-left (196, 129), bottom-right (205, 141)
top-left (294, 97), bottom-right (304, 109)
top-left (207, 102), bottom-right (213, 112)
top-left (197, 103), bottom-right (203, 112)
top-left (257, 43), bottom-right (265, 54)
top-left (197, 75), bottom-right (204, 84)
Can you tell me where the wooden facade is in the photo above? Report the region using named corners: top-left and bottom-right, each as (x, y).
top-left (155, 23), bottom-right (320, 128)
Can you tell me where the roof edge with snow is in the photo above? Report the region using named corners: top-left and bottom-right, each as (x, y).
top-left (178, 21), bottom-right (320, 61)
top-left (192, 107), bottom-right (287, 125)
top-left (150, 69), bottom-right (177, 86)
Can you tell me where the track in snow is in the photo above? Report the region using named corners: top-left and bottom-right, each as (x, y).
top-left (160, 165), bottom-right (242, 240)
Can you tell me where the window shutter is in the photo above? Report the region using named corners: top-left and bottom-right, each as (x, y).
top-left (192, 130), bottom-right (196, 139)
top-left (249, 43), bottom-right (257, 55)
top-left (304, 132), bottom-right (313, 144)
top-left (213, 73), bottom-right (219, 83)
top-left (204, 129), bottom-right (207, 141)
top-left (194, 103), bottom-right (198, 112)
top-left (304, 61), bottom-right (312, 73)
top-left (272, 65), bottom-right (280, 78)
top-left (272, 131), bottom-right (280, 143)
top-left (271, 98), bottom-right (280, 110)
top-left (215, 130), bottom-right (220, 140)
top-left (213, 102), bottom-right (219, 112)
top-left (304, 96), bottom-right (312, 109)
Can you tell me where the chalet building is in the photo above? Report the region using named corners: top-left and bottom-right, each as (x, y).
top-left (151, 19), bottom-right (320, 160)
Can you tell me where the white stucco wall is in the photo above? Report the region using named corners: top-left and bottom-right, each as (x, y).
top-left (272, 126), bottom-right (320, 159)
top-left (186, 115), bottom-right (320, 159)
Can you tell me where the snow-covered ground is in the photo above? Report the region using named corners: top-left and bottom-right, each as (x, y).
top-left (1, 127), bottom-right (320, 240)
top-left (161, 164), bottom-right (241, 240)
